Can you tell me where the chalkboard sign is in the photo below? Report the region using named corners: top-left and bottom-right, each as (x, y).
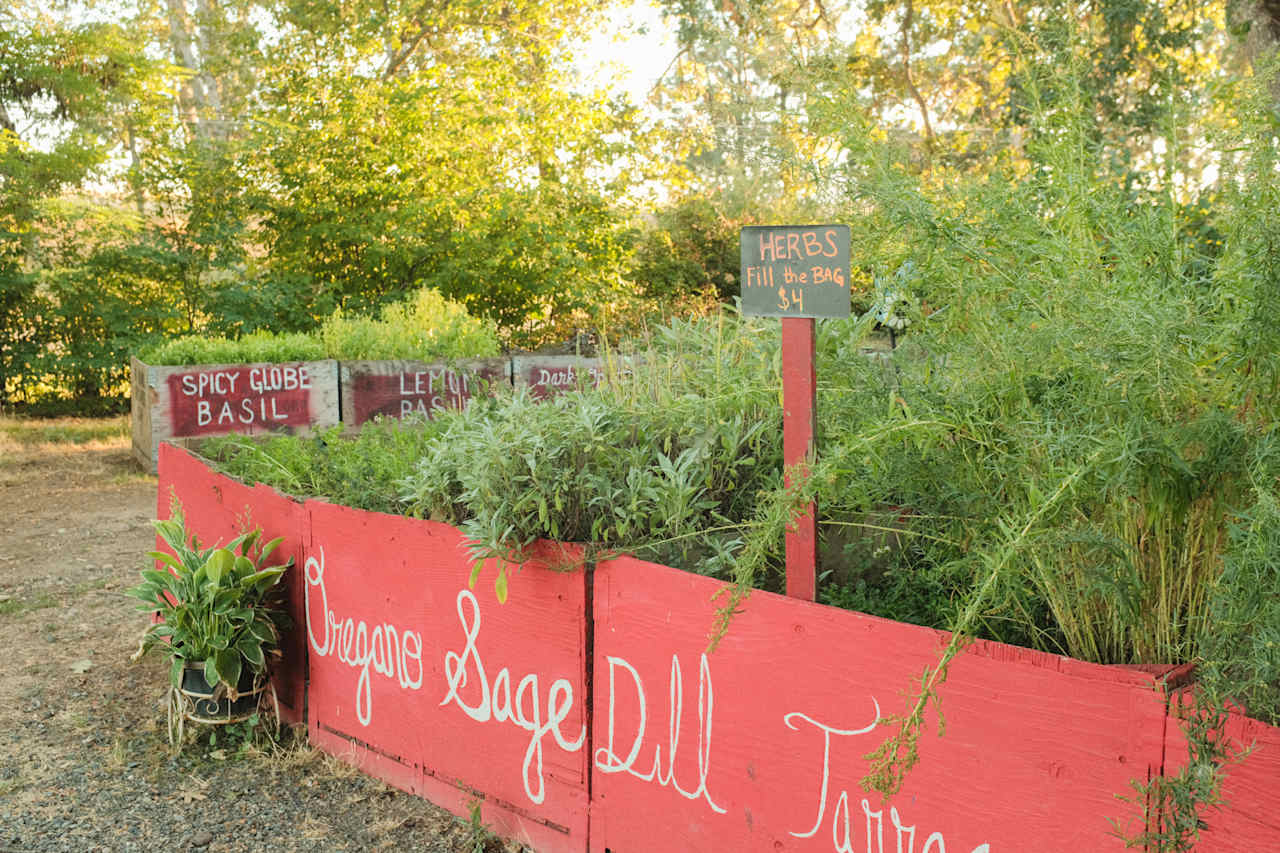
top-left (739, 224), bottom-right (851, 318)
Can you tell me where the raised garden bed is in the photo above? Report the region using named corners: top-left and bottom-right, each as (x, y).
top-left (156, 442), bottom-right (1280, 852)
top-left (132, 355), bottom-right (620, 471)
top-left (339, 358), bottom-right (511, 426)
top-left (131, 356), bottom-right (340, 471)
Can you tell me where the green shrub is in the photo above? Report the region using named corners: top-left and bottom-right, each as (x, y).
top-left (319, 287), bottom-right (500, 361)
top-left (142, 288), bottom-right (500, 366)
top-left (1199, 471), bottom-right (1280, 726)
top-left (141, 330), bottom-right (326, 366)
top-left (399, 313), bottom-right (782, 579)
top-left (202, 418), bottom-right (451, 514)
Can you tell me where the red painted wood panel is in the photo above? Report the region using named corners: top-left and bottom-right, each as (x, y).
top-left (301, 501), bottom-right (590, 853)
top-left (342, 359), bottom-right (509, 425)
top-left (512, 356), bottom-right (607, 400)
top-left (781, 316), bottom-right (817, 601)
top-left (1160, 699), bottom-right (1280, 850)
top-left (590, 554), bottom-right (1169, 853)
top-left (156, 443), bottom-right (308, 724)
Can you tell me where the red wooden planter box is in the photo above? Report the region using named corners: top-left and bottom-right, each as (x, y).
top-left (338, 358), bottom-right (511, 426)
top-left (132, 357), bottom-right (340, 471)
top-left (159, 443), bottom-right (590, 853)
top-left (155, 444), bottom-right (309, 725)
top-left (157, 443), bottom-right (1280, 852)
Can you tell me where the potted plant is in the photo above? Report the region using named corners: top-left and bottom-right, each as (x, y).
top-left (128, 502), bottom-right (290, 742)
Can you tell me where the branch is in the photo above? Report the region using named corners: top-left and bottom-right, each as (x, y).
top-left (900, 0), bottom-right (935, 144)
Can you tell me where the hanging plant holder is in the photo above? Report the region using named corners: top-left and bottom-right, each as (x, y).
top-left (167, 663), bottom-right (279, 746)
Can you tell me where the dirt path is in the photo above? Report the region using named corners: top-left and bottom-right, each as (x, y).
top-left (0, 418), bottom-right (504, 853)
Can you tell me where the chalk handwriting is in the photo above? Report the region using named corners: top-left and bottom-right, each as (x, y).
top-left (440, 589), bottom-right (585, 805)
top-left (595, 653), bottom-right (727, 815)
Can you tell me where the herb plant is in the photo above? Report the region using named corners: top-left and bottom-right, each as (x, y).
top-left (128, 501), bottom-right (289, 695)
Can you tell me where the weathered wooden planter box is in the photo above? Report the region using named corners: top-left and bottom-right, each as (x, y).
top-left (157, 443), bottom-right (1280, 853)
top-left (131, 357), bottom-right (340, 471)
top-left (338, 358), bottom-right (511, 426)
top-left (512, 356), bottom-right (610, 400)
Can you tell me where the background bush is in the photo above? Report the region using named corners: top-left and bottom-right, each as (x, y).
top-left (140, 288), bottom-right (499, 366)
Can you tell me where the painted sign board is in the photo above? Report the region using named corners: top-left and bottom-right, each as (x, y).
top-left (131, 358), bottom-right (340, 471)
top-left (301, 502), bottom-right (590, 853)
top-left (512, 356), bottom-right (609, 400)
top-left (339, 358), bottom-right (510, 425)
top-left (740, 225), bottom-right (852, 318)
top-left (588, 554), bottom-right (1168, 853)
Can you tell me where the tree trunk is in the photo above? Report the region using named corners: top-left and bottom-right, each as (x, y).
top-left (192, 0), bottom-right (224, 126)
top-left (166, 0), bottom-right (207, 134)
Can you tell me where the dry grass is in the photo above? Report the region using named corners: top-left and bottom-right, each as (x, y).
top-left (0, 415), bottom-right (148, 487)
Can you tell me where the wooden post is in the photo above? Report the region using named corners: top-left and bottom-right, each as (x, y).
top-left (781, 317), bottom-right (817, 601)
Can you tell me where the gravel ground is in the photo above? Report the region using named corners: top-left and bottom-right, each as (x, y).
top-left (0, 418), bottom-right (510, 853)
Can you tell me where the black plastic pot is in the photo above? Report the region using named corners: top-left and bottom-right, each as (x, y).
top-left (179, 664), bottom-right (264, 723)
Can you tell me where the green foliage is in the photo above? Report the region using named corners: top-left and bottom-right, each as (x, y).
top-left (127, 501), bottom-right (289, 693)
top-left (202, 419), bottom-right (451, 515)
top-left (464, 798), bottom-right (499, 853)
top-left (1200, 465), bottom-right (1280, 726)
top-left (141, 287), bottom-right (499, 367)
top-left (628, 195), bottom-right (752, 303)
top-left (141, 331), bottom-right (326, 367)
top-left (398, 314), bottom-right (781, 590)
top-left (319, 287), bottom-right (500, 361)
top-left (0, 415), bottom-right (128, 446)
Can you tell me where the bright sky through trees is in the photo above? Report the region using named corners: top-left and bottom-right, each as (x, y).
top-left (575, 0), bottom-right (677, 104)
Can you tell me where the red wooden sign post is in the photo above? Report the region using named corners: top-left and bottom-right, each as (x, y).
top-left (781, 317), bottom-right (817, 600)
top-left (740, 224), bottom-right (850, 602)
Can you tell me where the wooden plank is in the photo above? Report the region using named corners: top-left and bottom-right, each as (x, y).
top-left (1159, 699), bottom-right (1280, 850)
top-left (339, 358), bottom-right (511, 426)
top-left (589, 554), bottom-right (1169, 853)
top-left (129, 356), bottom-right (154, 470)
top-left (132, 359), bottom-right (341, 471)
top-left (511, 356), bottom-right (607, 400)
top-left (301, 501), bottom-right (589, 853)
top-left (155, 443), bottom-right (309, 725)
top-left (781, 317), bottom-right (817, 601)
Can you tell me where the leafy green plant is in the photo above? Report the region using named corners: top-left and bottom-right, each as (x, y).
top-left (319, 287), bottom-right (500, 361)
top-left (398, 313), bottom-right (783, 599)
top-left (140, 330), bottom-right (326, 366)
top-left (128, 500), bottom-right (290, 695)
top-left (202, 419), bottom-right (452, 514)
top-left (463, 797), bottom-right (499, 853)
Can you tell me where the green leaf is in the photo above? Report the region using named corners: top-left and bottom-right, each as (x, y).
top-left (215, 649), bottom-right (241, 688)
top-left (495, 566), bottom-right (508, 604)
top-left (170, 657), bottom-right (185, 689)
top-left (147, 552), bottom-right (184, 573)
top-left (238, 638), bottom-right (265, 669)
top-left (203, 549), bottom-right (234, 584)
top-left (248, 616), bottom-right (276, 644)
top-left (258, 536), bottom-right (285, 564)
top-left (203, 657), bottom-right (219, 688)
top-left (233, 555), bottom-right (255, 580)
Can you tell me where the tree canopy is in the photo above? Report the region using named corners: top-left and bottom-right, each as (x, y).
top-left (0, 0), bottom-right (1276, 405)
